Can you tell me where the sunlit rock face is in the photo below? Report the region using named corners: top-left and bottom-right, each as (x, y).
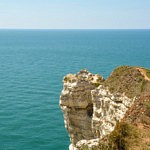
top-left (60, 70), bottom-right (135, 150)
top-left (91, 85), bottom-right (135, 140)
top-left (60, 70), bottom-right (103, 146)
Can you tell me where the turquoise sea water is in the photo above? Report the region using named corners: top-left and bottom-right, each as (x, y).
top-left (0, 29), bottom-right (150, 150)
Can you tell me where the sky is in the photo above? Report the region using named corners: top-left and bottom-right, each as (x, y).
top-left (0, 0), bottom-right (150, 29)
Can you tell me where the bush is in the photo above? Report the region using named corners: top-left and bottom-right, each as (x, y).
top-left (144, 101), bottom-right (150, 117)
top-left (108, 122), bottom-right (139, 150)
top-left (146, 69), bottom-right (150, 78)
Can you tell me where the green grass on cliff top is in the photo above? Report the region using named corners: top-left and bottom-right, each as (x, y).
top-left (146, 69), bottom-right (150, 78)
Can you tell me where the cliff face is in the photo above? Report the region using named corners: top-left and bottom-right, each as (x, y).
top-left (60, 66), bottom-right (150, 150)
top-left (60, 70), bottom-right (102, 146)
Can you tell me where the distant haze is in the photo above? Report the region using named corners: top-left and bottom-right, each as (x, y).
top-left (0, 0), bottom-right (150, 29)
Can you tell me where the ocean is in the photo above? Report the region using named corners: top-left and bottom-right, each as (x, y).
top-left (0, 29), bottom-right (150, 150)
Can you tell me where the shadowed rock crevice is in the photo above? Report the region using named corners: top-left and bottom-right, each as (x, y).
top-left (87, 104), bottom-right (93, 118)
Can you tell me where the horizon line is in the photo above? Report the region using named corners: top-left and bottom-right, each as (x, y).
top-left (0, 28), bottom-right (150, 30)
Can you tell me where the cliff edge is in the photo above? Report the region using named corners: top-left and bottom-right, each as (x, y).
top-left (60, 66), bottom-right (150, 150)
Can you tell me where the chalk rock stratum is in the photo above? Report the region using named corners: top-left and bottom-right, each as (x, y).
top-left (60, 66), bottom-right (150, 150)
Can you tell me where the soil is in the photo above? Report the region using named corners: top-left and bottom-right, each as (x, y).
top-left (137, 67), bottom-right (150, 81)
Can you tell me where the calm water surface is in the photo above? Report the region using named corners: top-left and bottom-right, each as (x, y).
top-left (0, 29), bottom-right (150, 150)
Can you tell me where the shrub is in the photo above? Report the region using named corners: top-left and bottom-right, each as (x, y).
top-left (108, 122), bottom-right (139, 150)
top-left (146, 69), bottom-right (150, 78)
top-left (144, 101), bottom-right (150, 117)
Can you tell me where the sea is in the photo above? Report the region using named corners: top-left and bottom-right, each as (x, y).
top-left (0, 29), bottom-right (150, 150)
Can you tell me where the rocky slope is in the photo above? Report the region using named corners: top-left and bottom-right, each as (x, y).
top-left (60, 66), bottom-right (150, 150)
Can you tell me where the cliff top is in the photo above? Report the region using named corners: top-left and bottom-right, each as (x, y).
top-left (104, 66), bottom-right (150, 98)
top-left (63, 66), bottom-right (150, 98)
top-left (60, 66), bottom-right (150, 150)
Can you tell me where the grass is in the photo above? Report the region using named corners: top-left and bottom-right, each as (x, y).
top-left (141, 100), bottom-right (150, 125)
top-left (144, 101), bottom-right (150, 117)
top-left (145, 69), bottom-right (150, 78)
top-left (107, 122), bottom-right (139, 150)
top-left (104, 66), bottom-right (145, 98)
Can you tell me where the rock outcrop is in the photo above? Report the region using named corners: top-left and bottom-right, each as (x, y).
top-left (60, 70), bottom-right (104, 146)
top-left (60, 66), bottom-right (150, 150)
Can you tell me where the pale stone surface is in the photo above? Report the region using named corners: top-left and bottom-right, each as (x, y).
top-left (76, 139), bottom-right (100, 150)
top-left (91, 85), bottom-right (136, 139)
top-left (60, 70), bottom-right (135, 150)
top-left (60, 70), bottom-right (102, 146)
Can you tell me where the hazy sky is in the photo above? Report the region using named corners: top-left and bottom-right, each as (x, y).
top-left (0, 0), bottom-right (150, 29)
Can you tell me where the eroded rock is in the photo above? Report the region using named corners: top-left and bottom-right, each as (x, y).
top-left (60, 69), bottom-right (136, 150)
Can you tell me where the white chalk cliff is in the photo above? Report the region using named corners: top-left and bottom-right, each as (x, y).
top-left (59, 68), bottom-right (143, 150)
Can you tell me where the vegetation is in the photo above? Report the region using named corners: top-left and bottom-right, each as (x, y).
top-left (141, 99), bottom-right (150, 125)
top-left (107, 122), bottom-right (139, 150)
top-left (104, 66), bottom-right (146, 98)
top-left (141, 80), bottom-right (150, 92)
top-left (95, 66), bottom-right (150, 149)
top-left (76, 66), bottom-right (150, 150)
top-left (144, 101), bottom-right (150, 117)
top-left (145, 68), bottom-right (150, 78)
